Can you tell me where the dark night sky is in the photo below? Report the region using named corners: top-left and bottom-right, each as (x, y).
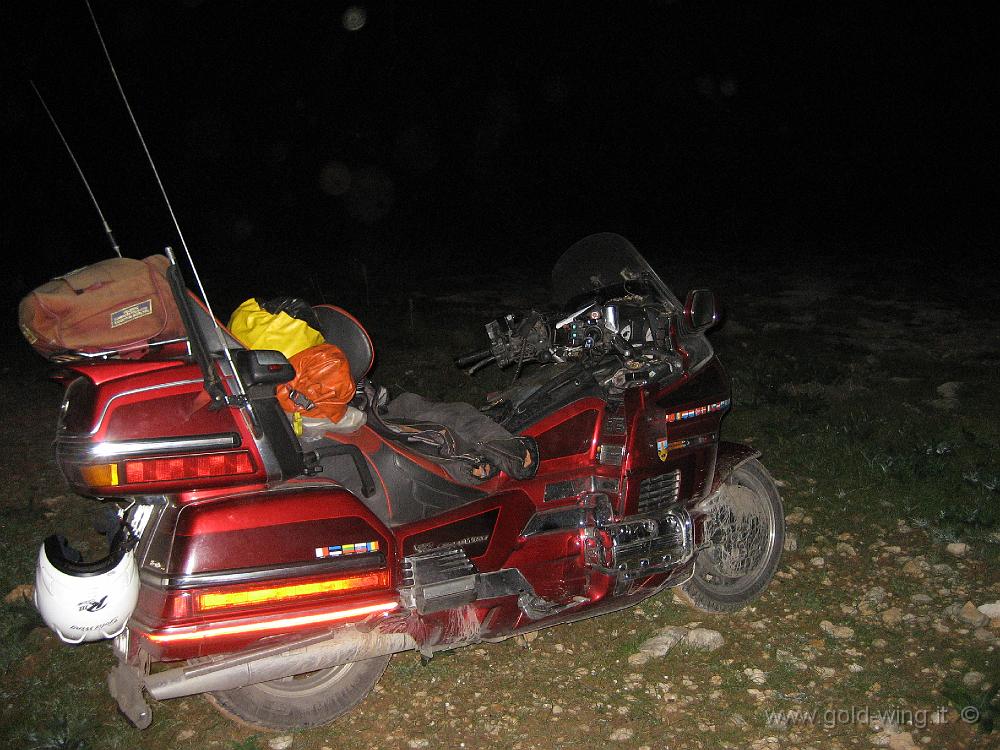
top-left (1, 1), bottom-right (995, 320)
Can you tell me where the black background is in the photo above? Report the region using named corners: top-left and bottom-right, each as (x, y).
top-left (2, 1), bottom-right (995, 327)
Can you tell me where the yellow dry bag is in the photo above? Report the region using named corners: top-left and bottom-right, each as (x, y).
top-left (228, 298), bottom-right (325, 359)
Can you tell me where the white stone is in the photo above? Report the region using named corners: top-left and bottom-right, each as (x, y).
top-left (959, 601), bottom-right (990, 627)
top-left (743, 667), bottom-right (767, 685)
top-left (946, 542), bottom-right (968, 557)
top-left (864, 586), bottom-right (888, 604)
top-left (936, 382), bottom-right (961, 399)
top-left (685, 628), bottom-right (725, 651)
top-left (269, 737), bottom-right (294, 750)
top-left (820, 620), bottom-right (854, 639)
top-left (963, 671), bottom-right (984, 688)
top-left (783, 532), bottom-right (799, 552)
top-left (977, 601), bottom-right (1000, 619)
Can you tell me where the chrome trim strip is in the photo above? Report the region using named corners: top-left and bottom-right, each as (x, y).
top-left (597, 444), bottom-right (625, 465)
top-left (91, 433), bottom-right (240, 459)
top-left (49, 337), bottom-right (189, 361)
top-left (141, 553), bottom-right (386, 590)
top-left (543, 475), bottom-right (620, 502)
top-left (521, 507), bottom-right (588, 537)
top-left (62, 378), bottom-right (203, 437)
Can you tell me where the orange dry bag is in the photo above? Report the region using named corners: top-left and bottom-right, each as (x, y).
top-left (277, 343), bottom-right (355, 423)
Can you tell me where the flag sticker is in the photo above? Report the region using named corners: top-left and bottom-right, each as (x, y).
top-left (664, 399), bottom-right (731, 423)
top-left (315, 540), bottom-right (380, 558)
top-left (110, 299), bottom-right (153, 328)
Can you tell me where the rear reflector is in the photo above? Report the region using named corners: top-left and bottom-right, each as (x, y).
top-left (123, 451), bottom-right (255, 484)
top-left (80, 462), bottom-right (119, 487)
top-left (145, 600), bottom-right (400, 643)
top-left (196, 570), bottom-right (391, 611)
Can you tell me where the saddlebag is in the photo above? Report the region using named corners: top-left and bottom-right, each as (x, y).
top-left (18, 255), bottom-right (184, 358)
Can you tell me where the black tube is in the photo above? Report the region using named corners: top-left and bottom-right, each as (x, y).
top-left (164, 250), bottom-right (226, 405)
top-left (454, 349), bottom-right (492, 367)
top-left (467, 356), bottom-right (497, 375)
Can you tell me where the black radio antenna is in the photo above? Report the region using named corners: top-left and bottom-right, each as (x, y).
top-left (84, 0), bottom-right (249, 405)
top-left (30, 80), bottom-right (122, 258)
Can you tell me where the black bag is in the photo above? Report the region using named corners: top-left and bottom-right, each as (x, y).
top-left (259, 297), bottom-right (322, 333)
top-left (381, 392), bottom-right (538, 481)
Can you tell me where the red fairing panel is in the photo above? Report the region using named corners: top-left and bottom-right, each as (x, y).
top-left (622, 359), bottom-right (732, 512)
top-left (132, 485), bottom-right (398, 660)
top-left (55, 360), bottom-right (270, 494)
top-left (395, 490), bottom-right (536, 573)
top-left (65, 358), bottom-right (191, 387)
top-left (170, 485), bottom-right (395, 575)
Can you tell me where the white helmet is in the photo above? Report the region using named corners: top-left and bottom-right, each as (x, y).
top-left (34, 531), bottom-right (139, 644)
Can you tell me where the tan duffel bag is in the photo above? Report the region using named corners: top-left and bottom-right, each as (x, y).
top-left (18, 255), bottom-right (185, 358)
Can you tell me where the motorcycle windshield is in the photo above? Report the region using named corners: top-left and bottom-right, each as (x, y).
top-left (551, 233), bottom-right (714, 370)
top-left (551, 233), bottom-right (683, 311)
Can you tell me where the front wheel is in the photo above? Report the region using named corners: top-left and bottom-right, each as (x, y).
top-left (679, 458), bottom-right (784, 613)
top-left (206, 655), bottom-right (391, 731)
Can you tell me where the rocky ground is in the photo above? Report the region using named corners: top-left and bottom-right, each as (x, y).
top-left (1, 255), bottom-right (997, 749)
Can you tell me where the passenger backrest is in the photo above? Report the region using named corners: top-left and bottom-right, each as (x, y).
top-left (311, 305), bottom-right (374, 381)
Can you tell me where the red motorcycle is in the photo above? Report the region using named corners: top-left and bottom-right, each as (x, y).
top-left (34, 232), bottom-right (784, 730)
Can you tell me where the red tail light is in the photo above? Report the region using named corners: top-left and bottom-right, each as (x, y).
top-left (134, 570), bottom-right (396, 647)
top-left (76, 450), bottom-right (258, 491)
top-left (123, 451), bottom-right (255, 483)
top-left (136, 570), bottom-right (393, 625)
top-left (194, 570), bottom-right (391, 613)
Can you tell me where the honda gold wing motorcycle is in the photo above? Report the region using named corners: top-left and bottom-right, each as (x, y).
top-left (31, 232), bottom-right (784, 731)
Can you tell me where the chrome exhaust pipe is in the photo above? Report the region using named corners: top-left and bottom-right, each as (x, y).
top-left (146, 628), bottom-right (416, 700)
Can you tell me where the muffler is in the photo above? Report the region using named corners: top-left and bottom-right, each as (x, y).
top-left (145, 627), bottom-right (416, 700)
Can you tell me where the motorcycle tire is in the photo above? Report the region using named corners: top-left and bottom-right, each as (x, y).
top-left (678, 458), bottom-right (784, 613)
top-left (206, 655), bottom-right (390, 731)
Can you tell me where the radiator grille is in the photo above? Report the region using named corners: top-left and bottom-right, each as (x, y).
top-left (637, 470), bottom-right (681, 514)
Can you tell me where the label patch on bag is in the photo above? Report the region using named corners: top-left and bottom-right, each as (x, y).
top-left (19, 322), bottom-right (38, 344)
top-left (110, 299), bottom-right (153, 328)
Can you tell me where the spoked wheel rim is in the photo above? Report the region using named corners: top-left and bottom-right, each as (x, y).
top-left (696, 472), bottom-right (779, 598)
top-left (254, 663), bottom-right (356, 698)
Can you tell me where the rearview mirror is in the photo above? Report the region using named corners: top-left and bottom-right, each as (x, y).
top-left (683, 289), bottom-right (719, 333)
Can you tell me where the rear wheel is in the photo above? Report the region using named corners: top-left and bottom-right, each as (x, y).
top-left (679, 458), bottom-right (784, 613)
top-left (207, 655), bottom-right (390, 731)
